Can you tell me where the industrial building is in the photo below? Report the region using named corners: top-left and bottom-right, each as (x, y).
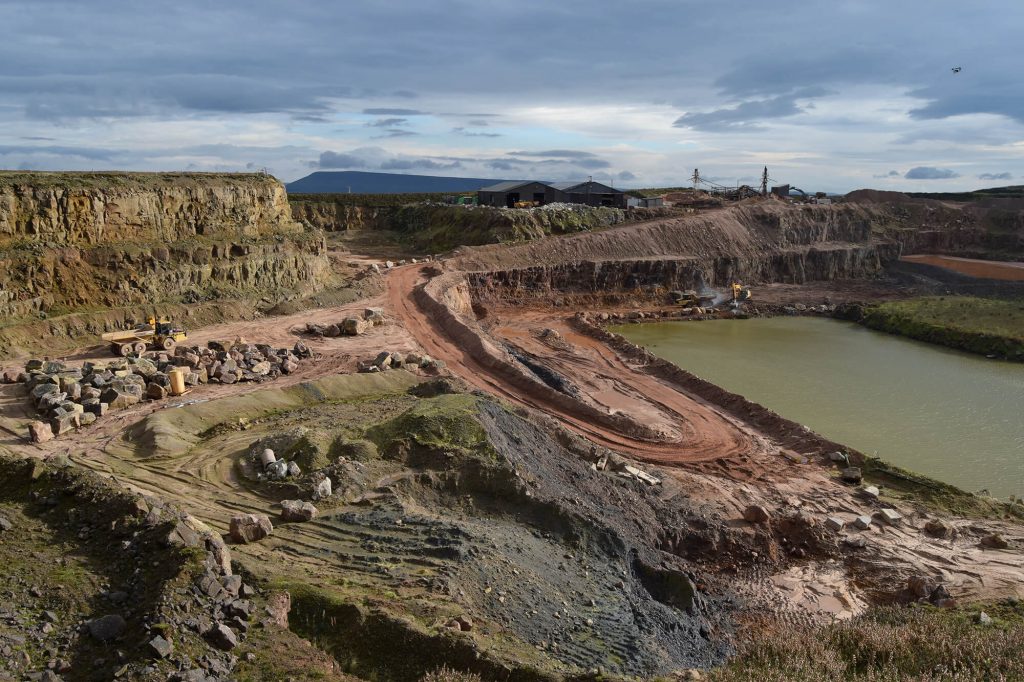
top-left (478, 180), bottom-right (627, 208)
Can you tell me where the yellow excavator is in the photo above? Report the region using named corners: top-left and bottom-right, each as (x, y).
top-left (101, 316), bottom-right (188, 356)
top-left (731, 282), bottom-right (752, 303)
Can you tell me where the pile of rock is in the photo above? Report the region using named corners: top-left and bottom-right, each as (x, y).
top-left (304, 307), bottom-right (386, 338)
top-left (358, 350), bottom-right (444, 373)
top-left (17, 340), bottom-right (311, 443)
top-left (252, 447), bottom-right (302, 482)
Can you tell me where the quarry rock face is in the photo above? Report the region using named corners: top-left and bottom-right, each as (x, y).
top-left (0, 172), bottom-right (328, 333)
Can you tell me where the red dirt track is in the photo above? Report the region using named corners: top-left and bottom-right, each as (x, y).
top-left (386, 265), bottom-right (763, 471)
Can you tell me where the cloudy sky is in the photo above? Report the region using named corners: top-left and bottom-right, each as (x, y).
top-left (1, 0), bottom-right (1022, 192)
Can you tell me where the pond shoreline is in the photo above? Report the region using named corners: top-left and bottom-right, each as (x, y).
top-left (593, 311), bottom-right (1024, 501)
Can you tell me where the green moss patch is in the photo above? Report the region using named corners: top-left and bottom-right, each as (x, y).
top-left (861, 296), bottom-right (1024, 361)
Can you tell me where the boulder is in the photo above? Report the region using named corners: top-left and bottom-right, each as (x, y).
top-left (280, 500), bottom-right (318, 523)
top-left (265, 460), bottom-right (288, 480)
top-left (853, 515), bottom-right (873, 530)
top-left (342, 317), bottom-right (369, 336)
top-left (229, 513), bottom-right (273, 544)
top-left (146, 383), bottom-right (167, 400)
top-left (149, 635), bottom-right (174, 659)
top-left (293, 341), bottom-right (312, 358)
top-left (286, 461), bottom-right (302, 477)
top-left (860, 485), bottom-right (880, 500)
top-left (203, 623), bottom-right (238, 651)
top-left (980, 533), bottom-right (1009, 549)
top-left (874, 508), bottom-right (902, 525)
top-left (389, 351), bottom-right (404, 368)
top-left (31, 383), bottom-right (59, 403)
top-left (50, 412), bottom-right (80, 436)
top-left (742, 504), bottom-right (770, 524)
top-left (87, 614), bottom-right (127, 641)
top-left (251, 361), bottom-right (272, 376)
top-left (907, 575), bottom-right (934, 599)
top-left (374, 351), bottom-right (393, 369)
top-left (323, 324), bottom-right (341, 338)
top-left (825, 516), bottom-right (845, 532)
top-left (313, 477), bottom-right (332, 500)
top-left (840, 467), bottom-right (863, 484)
top-left (28, 421), bottom-right (54, 443)
top-left (924, 519), bottom-right (949, 537)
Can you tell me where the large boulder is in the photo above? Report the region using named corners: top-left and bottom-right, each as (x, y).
top-left (87, 614), bottom-right (127, 642)
top-left (203, 623), bottom-right (238, 651)
top-left (342, 317), bottom-right (368, 336)
top-left (280, 500), bottom-right (318, 523)
top-left (229, 513), bottom-right (273, 544)
top-left (102, 378), bottom-right (143, 410)
top-left (28, 421), bottom-right (54, 443)
top-left (50, 412), bottom-right (80, 436)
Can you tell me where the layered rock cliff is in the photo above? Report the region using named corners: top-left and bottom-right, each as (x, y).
top-left (0, 172), bottom-right (329, 352)
top-left (457, 201), bottom-right (903, 297)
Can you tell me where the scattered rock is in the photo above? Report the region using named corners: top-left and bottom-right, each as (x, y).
top-left (924, 519), bottom-right (949, 537)
top-left (874, 508), bottom-right (902, 525)
top-left (976, 611), bottom-right (993, 625)
top-left (28, 420), bottom-right (54, 443)
top-left (313, 477), bottom-right (332, 500)
top-left (860, 485), bottom-right (880, 500)
top-left (280, 500), bottom-right (318, 523)
top-left (843, 536), bottom-right (867, 549)
top-left (980, 533), bottom-right (1009, 549)
top-left (203, 623), bottom-right (238, 651)
top-left (265, 591), bottom-right (291, 627)
top-left (825, 516), bottom-right (845, 532)
top-left (228, 513), bottom-right (273, 544)
top-left (840, 467), bottom-right (863, 484)
top-left (87, 614), bottom-right (126, 641)
top-left (0, 515), bottom-right (11, 532)
top-left (853, 515), bottom-right (873, 530)
top-left (148, 635), bottom-right (174, 658)
top-left (742, 504), bottom-right (770, 524)
top-left (907, 575), bottom-right (934, 599)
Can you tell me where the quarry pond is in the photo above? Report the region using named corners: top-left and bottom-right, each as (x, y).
top-left (613, 316), bottom-right (1024, 499)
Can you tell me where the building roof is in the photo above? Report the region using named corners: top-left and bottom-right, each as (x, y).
top-left (478, 180), bottom-right (536, 192)
top-left (549, 181), bottom-right (622, 193)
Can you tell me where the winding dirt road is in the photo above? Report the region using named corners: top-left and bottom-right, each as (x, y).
top-left (386, 265), bottom-right (764, 469)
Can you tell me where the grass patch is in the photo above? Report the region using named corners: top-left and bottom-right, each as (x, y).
top-left (366, 394), bottom-right (498, 467)
top-left (710, 600), bottom-right (1024, 681)
top-left (861, 456), bottom-right (1024, 521)
top-left (861, 296), bottom-right (1024, 360)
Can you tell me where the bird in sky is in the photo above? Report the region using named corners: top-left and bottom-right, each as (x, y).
top-left (952, 66), bottom-right (962, 73)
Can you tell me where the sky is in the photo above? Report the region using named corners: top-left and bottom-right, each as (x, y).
top-left (1, 0), bottom-right (1022, 193)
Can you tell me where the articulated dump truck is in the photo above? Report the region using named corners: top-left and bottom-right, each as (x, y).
top-left (101, 316), bottom-right (188, 357)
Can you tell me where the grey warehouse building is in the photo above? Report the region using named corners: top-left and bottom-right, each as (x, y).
top-left (478, 180), bottom-right (626, 208)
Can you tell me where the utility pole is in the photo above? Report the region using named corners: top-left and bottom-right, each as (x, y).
top-left (691, 168), bottom-right (700, 191)
top-left (760, 166), bottom-right (769, 197)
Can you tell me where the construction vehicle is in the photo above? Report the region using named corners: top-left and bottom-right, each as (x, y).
top-left (731, 283), bottom-right (752, 303)
top-left (101, 316), bottom-right (188, 356)
top-left (669, 290), bottom-right (700, 306)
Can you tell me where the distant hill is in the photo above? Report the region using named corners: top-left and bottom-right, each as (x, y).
top-left (905, 185), bottom-right (1024, 201)
top-left (286, 171), bottom-right (517, 194)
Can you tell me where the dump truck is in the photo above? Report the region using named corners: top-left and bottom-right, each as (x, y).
top-left (101, 316), bottom-right (188, 356)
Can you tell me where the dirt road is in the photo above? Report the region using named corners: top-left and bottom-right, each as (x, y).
top-left (901, 254), bottom-right (1024, 281)
top-left (386, 265), bottom-right (765, 467)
